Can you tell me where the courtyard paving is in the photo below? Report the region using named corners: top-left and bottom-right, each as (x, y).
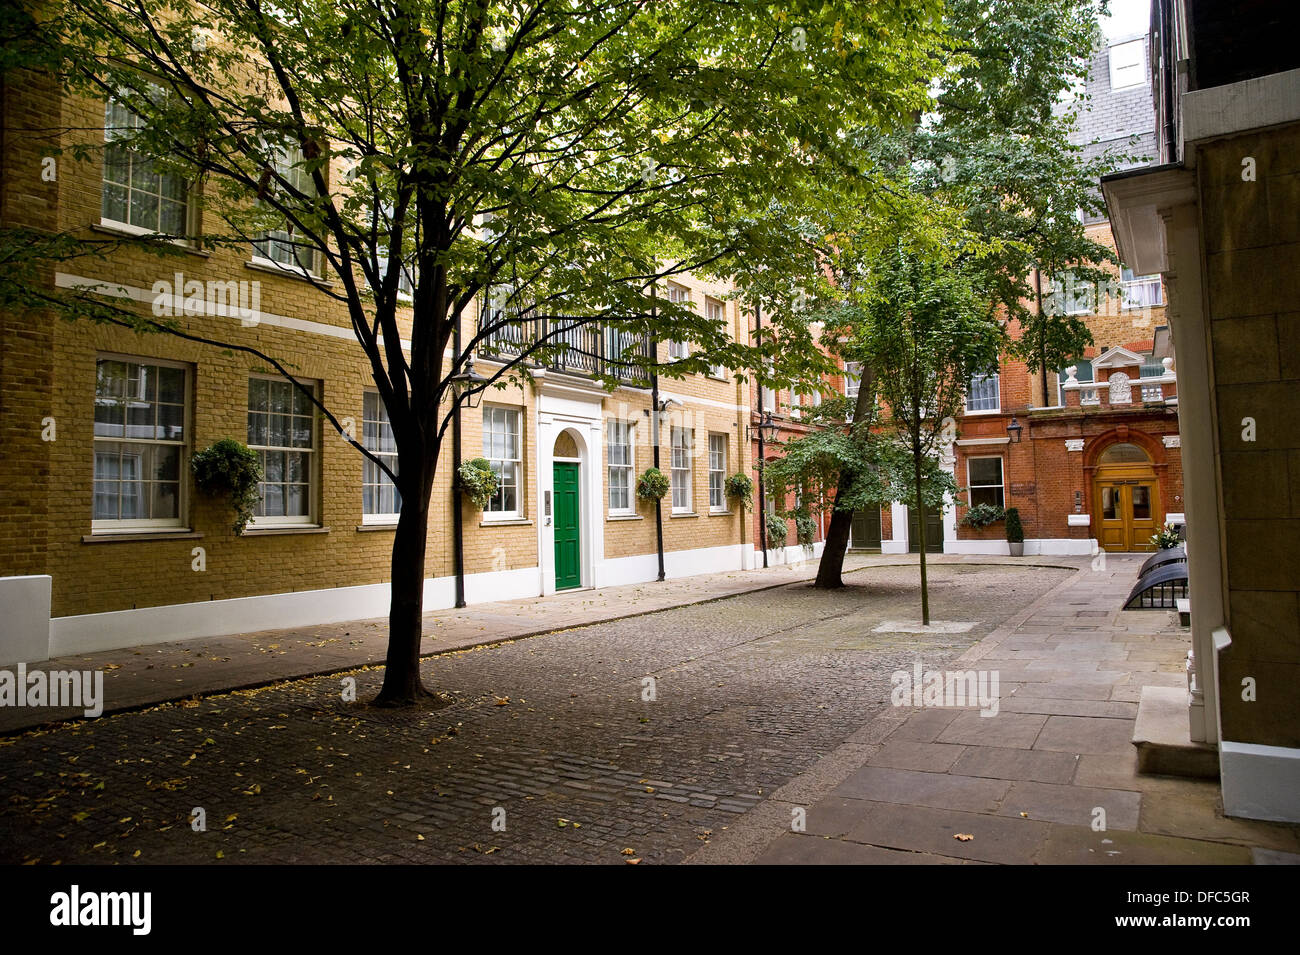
top-left (1, 559), bottom-right (1069, 864)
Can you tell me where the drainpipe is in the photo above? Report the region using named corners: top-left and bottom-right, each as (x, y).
top-left (452, 316), bottom-right (466, 608)
top-left (755, 301), bottom-right (769, 568)
top-left (651, 293), bottom-right (665, 582)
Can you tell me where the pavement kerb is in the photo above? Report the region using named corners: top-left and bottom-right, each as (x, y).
top-left (0, 556), bottom-right (1086, 738)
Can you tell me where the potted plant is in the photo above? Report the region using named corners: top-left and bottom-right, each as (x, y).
top-left (1150, 522), bottom-right (1181, 550)
top-left (636, 467), bottom-right (670, 502)
top-left (458, 458), bottom-right (499, 509)
top-left (191, 438), bottom-right (263, 535)
top-left (1005, 506), bottom-right (1024, 556)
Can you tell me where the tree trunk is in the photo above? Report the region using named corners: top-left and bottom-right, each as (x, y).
top-left (914, 440), bottom-right (930, 626)
top-left (374, 455), bottom-right (444, 707)
top-left (814, 366), bottom-right (877, 589)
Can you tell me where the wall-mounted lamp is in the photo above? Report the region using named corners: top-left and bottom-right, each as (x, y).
top-left (1006, 416), bottom-right (1023, 444)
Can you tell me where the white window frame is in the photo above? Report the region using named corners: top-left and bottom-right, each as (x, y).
top-left (707, 433), bottom-right (727, 512)
top-left (844, 361), bottom-right (862, 398)
top-left (91, 354), bottom-right (189, 533)
top-left (705, 297), bottom-right (727, 378)
top-left (361, 391), bottom-right (401, 525)
top-left (967, 456), bottom-right (1005, 510)
top-left (1050, 271), bottom-right (1095, 316)
top-left (965, 371), bottom-right (1001, 413)
top-left (251, 144), bottom-right (322, 278)
top-left (482, 405), bottom-right (522, 520)
top-left (670, 426), bottom-right (692, 513)
top-left (247, 374), bottom-right (318, 527)
top-left (100, 97), bottom-right (190, 238)
top-left (1109, 39), bottom-right (1146, 91)
top-left (1120, 267), bottom-right (1163, 309)
top-left (607, 419), bottom-right (635, 516)
top-left (666, 282), bottom-right (691, 361)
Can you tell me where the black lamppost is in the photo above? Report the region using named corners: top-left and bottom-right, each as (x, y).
top-left (449, 355), bottom-right (488, 607)
top-left (754, 410), bottom-right (779, 567)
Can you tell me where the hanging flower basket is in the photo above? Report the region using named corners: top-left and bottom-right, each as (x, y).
top-left (636, 467), bottom-right (670, 502)
top-left (725, 472), bottom-right (754, 511)
top-left (191, 438), bottom-right (262, 535)
top-left (458, 458), bottom-right (499, 510)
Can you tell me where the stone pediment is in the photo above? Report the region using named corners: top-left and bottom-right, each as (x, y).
top-left (1091, 345), bottom-right (1146, 371)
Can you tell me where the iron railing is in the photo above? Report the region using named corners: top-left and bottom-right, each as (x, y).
top-left (477, 311), bottom-right (654, 387)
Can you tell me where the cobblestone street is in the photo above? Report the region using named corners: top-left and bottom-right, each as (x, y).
top-left (0, 563), bottom-right (1069, 865)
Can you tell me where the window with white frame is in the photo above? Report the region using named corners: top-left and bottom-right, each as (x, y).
top-left (967, 456), bottom-right (1004, 509)
top-left (253, 145), bottom-right (320, 274)
top-left (966, 371), bottom-right (1000, 412)
top-left (607, 419), bottom-right (634, 514)
top-left (705, 298), bottom-right (727, 377)
top-left (1120, 267), bottom-right (1163, 309)
top-left (101, 99), bottom-right (188, 236)
top-left (247, 376), bottom-right (317, 524)
top-left (708, 433), bottom-right (727, 511)
top-left (1048, 271), bottom-right (1095, 316)
top-left (843, 362), bottom-right (862, 398)
top-left (482, 406), bottom-right (521, 517)
top-left (1109, 39), bottom-right (1146, 90)
top-left (362, 391), bottom-right (400, 522)
top-left (666, 282), bottom-right (691, 360)
top-left (670, 426), bottom-right (692, 512)
top-left (93, 357), bottom-right (187, 529)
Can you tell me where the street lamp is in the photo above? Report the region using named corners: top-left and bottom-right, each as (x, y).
top-left (1006, 416), bottom-right (1023, 444)
top-left (449, 356), bottom-right (488, 408)
top-left (750, 410), bottom-right (779, 444)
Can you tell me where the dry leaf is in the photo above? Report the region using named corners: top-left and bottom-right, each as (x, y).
top-left (954, 833), bottom-right (974, 842)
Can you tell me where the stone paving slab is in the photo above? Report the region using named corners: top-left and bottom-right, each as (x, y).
top-left (841, 801), bottom-right (1055, 865)
top-left (754, 832), bottom-right (977, 865)
top-left (832, 765), bottom-right (1010, 814)
top-left (997, 780), bottom-right (1143, 830)
top-left (948, 746), bottom-right (1081, 785)
top-left (685, 555), bottom-right (1300, 865)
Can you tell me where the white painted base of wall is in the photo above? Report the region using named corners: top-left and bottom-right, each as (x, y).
top-left (1220, 740), bottom-right (1300, 823)
top-left (943, 538), bottom-right (1097, 557)
top-left (600, 543), bottom-right (745, 588)
top-left (44, 543), bottom-right (752, 658)
top-left (881, 541), bottom-right (908, 554)
top-left (0, 575), bottom-right (52, 666)
top-left (749, 541), bottom-right (825, 568)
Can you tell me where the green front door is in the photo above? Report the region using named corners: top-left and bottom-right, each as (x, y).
top-left (553, 463), bottom-right (581, 590)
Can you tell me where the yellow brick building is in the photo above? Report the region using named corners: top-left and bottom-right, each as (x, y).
top-left (0, 77), bottom-right (759, 661)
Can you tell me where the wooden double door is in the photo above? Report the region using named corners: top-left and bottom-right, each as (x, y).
top-left (1095, 473), bottom-right (1159, 553)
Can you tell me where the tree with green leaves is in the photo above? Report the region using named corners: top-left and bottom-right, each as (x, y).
top-left (863, 245), bottom-right (1002, 624)
top-left (2, 0), bottom-right (947, 703)
top-left (771, 0), bottom-right (1118, 597)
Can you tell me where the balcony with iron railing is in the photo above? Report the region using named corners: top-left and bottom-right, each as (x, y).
top-left (476, 309), bottom-right (655, 387)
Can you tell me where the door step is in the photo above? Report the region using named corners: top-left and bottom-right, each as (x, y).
top-left (1133, 685), bottom-right (1219, 779)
